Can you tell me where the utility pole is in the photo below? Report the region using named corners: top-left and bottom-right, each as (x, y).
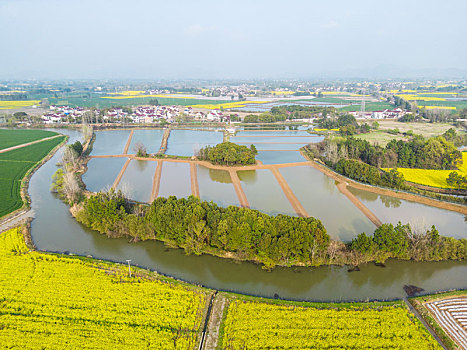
top-left (360, 88), bottom-right (366, 118)
top-left (126, 259), bottom-right (132, 278)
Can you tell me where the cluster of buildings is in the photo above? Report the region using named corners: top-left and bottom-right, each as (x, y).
top-left (349, 108), bottom-right (407, 120)
top-left (41, 105), bottom-right (86, 124)
top-left (130, 106), bottom-right (181, 123)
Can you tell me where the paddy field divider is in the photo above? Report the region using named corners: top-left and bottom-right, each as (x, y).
top-left (122, 130), bottom-right (134, 155)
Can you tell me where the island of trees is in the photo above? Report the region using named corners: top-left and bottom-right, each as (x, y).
top-left (71, 190), bottom-right (466, 269)
top-left (197, 142), bottom-right (257, 166)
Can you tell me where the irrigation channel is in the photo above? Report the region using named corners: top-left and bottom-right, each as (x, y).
top-left (27, 128), bottom-right (467, 302)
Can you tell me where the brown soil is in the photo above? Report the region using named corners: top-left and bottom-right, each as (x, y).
top-left (122, 130), bottom-right (134, 155)
top-left (190, 163), bottom-right (200, 197)
top-left (336, 182), bottom-right (382, 227)
top-left (150, 161), bottom-right (163, 202)
top-left (228, 169), bottom-right (249, 208)
top-left (0, 134), bottom-right (62, 154)
top-left (112, 158), bottom-right (131, 189)
top-left (270, 167), bottom-right (309, 217)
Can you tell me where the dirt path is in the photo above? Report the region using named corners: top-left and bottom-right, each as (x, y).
top-left (203, 293), bottom-right (227, 350)
top-left (112, 158), bottom-right (131, 189)
top-left (307, 157), bottom-right (467, 215)
top-left (228, 170), bottom-right (249, 208)
top-left (190, 163), bottom-right (200, 197)
top-left (271, 167), bottom-right (309, 217)
top-left (158, 128), bottom-right (171, 154)
top-left (337, 182), bottom-right (382, 227)
top-left (0, 135), bottom-right (62, 154)
top-left (404, 298), bottom-right (448, 350)
top-left (0, 209), bottom-right (34, 233)
top-left (122, 130), bottom-right (134, 155)
top-left (150, 161), bottom-right (163, 202)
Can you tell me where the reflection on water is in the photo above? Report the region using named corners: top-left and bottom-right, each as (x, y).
top-left (237, 169), bottom-right (257, 183)
top-left (117, 160), bottom-right (157, 203)
top-left (197, 165), bottom-right (239, 207)
top-left (238, 169), bottom-right (296, 216)
top-left (279, 166), bottom-right (375, 241)
top-left (83, 157), bottom-right (126, 192)
top-left (135, 159), bottom-right (149, 171)
top-left (348, 187), bottom-right (467, 239)
top-left (208, 168), bottom-right (232, 184)
top-left (158, 162), bottom-right (191, 199)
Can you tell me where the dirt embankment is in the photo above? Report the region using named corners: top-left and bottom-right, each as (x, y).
top-left (190, 163), bottom-right (200, 197)
top-left (158, 128), bottom-right (171, 154)
top-left (270, 167), bottom-right (309, 217)
top-left (305, 155), bottom-right (467, 216)
top-left (122, 130), bottom-right (134, 155)
top-left (228, 169), bottom-right (249, 208)
top-left (112, 158), bottom-right (131, 189)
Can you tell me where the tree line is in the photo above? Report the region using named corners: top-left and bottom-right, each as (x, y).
top-left (72, 190), bottom-right (466, 268)
top-left (243, 105), bottom-right (337, 123)
top-left (307, 135), bottom-right (462, 170)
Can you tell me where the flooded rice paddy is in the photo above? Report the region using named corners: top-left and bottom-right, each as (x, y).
top-left (280, 166), bottom-right (376, 241)
top-left (238, 169), bottom-right (296, 216)
top-left (24, 128), bottom-right (467, 301)
top-left (116, 159), bottom-right (158, 203)
top-left (158, 161), bottom-right (192, 199)
top-left (166, 129), bottom-right (223, 156)
top-left (348, 187), bottom-right (467, 239)
top-left (83, 157), bottom-right (126, 193)
top-left (197, 165), bottom-right (240, 207)
top-left (92, 129), bottom-right (131, 155)
top-left (127, 129), bottom-right (164, 154)
top-left (256, 151), bottom-right (305, 164)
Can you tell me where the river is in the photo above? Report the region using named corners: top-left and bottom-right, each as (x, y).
top-left (27, 128), bottom-right (467, 302)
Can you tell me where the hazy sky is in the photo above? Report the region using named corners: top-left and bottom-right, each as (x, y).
top-left (1, 0), bottom-right (466, 79)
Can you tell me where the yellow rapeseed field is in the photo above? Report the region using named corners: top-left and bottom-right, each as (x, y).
top-left (191, 100), bottom-right (271, 109)
top-left (388, 152), bottom-right (467, 189)
top-left (270, 91), bottom-right (295, 95)
top-left (0, 227), bottom-right (206, 349)
top-left (395, 94), bottom-right (446, 101)
top-left (107, 90), bottom-right (145, 96)
top-left (0, 100), bottom-right (41, 109)
top-left (420, 106), bottom-right (456, 110)
top-left (101, 94), bottom-right (195, 100)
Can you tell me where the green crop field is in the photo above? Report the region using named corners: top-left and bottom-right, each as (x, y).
top-left (302, 97), bottom-right (360, 104)
top-left (221, 299), bottom-right (441, 349)
top-left (0, 129), bottom-right (57, 150)
top-left (0, 136), bottom-right (65, 162)
top-left (0, 135), bottom-right (65, 218)
top-left (339, 101), bottom-right (395, 112)
top-left (47, 96), bottom-right (231, 108)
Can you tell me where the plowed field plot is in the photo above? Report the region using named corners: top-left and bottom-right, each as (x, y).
top-left (425, 297), bottom-right (467, 349)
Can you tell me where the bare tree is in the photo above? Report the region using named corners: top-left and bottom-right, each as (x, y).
top-left (62, 172), bottom-right (81, 203)
top-left (133, 142), bottom-right (147, 157)
top-left (61, 147), bottom-right (79, 172)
